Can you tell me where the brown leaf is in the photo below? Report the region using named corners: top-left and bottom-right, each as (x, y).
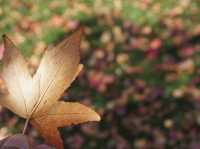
top-left (0, 28), bottom-right (100, 149)
top-left (0, 35), bottom-right (33, 118)
top-left (32, 28), bottom-right (83, 117)
top-left (31, 101), bottom-right (100, 149)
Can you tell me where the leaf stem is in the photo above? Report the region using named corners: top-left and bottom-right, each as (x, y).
top-left (22, 118), bottom-right (30, 135)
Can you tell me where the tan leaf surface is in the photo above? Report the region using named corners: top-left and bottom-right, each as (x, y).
top-left (31, 101), bottom-right (100, 149)
top-left (72, 64), bottom-right (83, 82)
top-left (0, 28), bottom-right (101, 149)
top-left (31, 28), bottom-right (83, 117)
top-left (0, 35), bottom-right (34, 118)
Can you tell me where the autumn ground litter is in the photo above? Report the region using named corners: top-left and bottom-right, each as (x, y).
top-left (0, 0), bottom-right (200, 149)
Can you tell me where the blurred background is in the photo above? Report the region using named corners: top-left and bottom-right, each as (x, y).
top-left (0, 0), bottom-right (200, 148)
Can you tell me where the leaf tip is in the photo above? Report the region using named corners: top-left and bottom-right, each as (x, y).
top-left (2, 34), bottom-right (8, 44)
top-left (96, 113), bottom-right (101, 121)
top-left (92, 111), bottom-right (101, 122)
top-left (74, 26), bottom-right (84, 38)
top-left (2, 34), bottom-right (12, 49)
top-left (2, 34), bottom-right (9, 41)
top-left (2, 34), bottom-right (6, 39)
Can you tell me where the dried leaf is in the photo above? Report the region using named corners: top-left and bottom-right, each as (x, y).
top-left (32, 28), bottom-right (82, 116)
top-left (0, 28), bottom-right (100, 149)
top-left (31, 101), bottom-right (100, 149)
top-left (0, 35), bottom-right (34, 118)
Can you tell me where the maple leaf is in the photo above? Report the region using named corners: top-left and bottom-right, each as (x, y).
top-left (0, 28), bottom-right (100, 149)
